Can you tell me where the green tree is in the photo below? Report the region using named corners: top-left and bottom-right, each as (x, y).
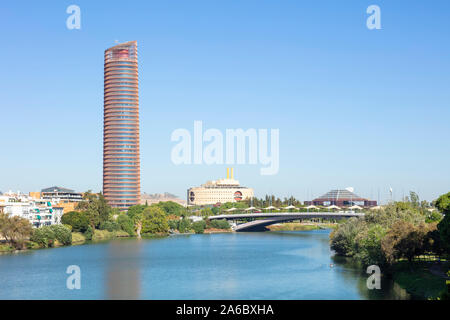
top-left (178, 218), bottom-right (192, 233)
top-left (210, 219), bottom-right (230, 230)
top-left (409, 191), bottom-right (420, 208)
top-left (99, 220), bottom-right (120, 232)
top-left (117, 214), bottom-right (135, 236)
top-left (364, 202), bottom-right (424, 228)
top-left (354, 224), bottom-right (387, 267)
top-left (435, 192), bottom-right (450, 213)
top-left (141, 206), bottom-right (169, 234)
top-left (31, 226), bottom-right (56, 248)
top-left (76, 192), bottom-right (112, 229)
top-left (61, 211), bottom-right (90, 232)
top-left (168, 219), bottom-right (178, 230)
top-left (426, 210), bottom-right (443, 223)
top-left (192, 220), bottom-right (206, 234)
top-left (436, 192), bottom-right (450, 253)
top-left (330, 217), bottom-right (367, 256)
top-left (200, 207), bottom-right (213, 218)
top-left (49, 225), bottom-right (72, 246)
top-left (84, 226), bottom-right (94, 241)
top-left (154, 201), bottom-right (185, 216)
top-left (0, 213), bottom-right (33, 249)
top-left (127, 204), bottom-right (147, 238)
top-left (30, 225), bottom-right (71, 248)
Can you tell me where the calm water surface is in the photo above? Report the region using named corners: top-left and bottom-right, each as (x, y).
top-left (0, 230), bottom-right (410, 299)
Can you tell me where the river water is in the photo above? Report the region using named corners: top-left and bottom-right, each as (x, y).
top-left (0, 230), bottom-right (410, 299)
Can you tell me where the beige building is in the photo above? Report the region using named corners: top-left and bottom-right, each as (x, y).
top-left (187, 168), bottom-right (254, 206)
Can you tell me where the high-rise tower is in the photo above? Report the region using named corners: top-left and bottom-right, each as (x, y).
top-left (103, 41), bottom-right (140, 211)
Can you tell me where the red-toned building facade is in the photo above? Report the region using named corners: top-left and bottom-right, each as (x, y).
top-left (304, 189), bottom-right (377, 207)
top-left (103, 41), bottom-right (140, 211)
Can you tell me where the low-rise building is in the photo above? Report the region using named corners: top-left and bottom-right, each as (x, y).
top-left (187, 168), bottom-right (254, 206)
top-left (30, 186), bottom-right (83, 213)
top-left (0, 193), bottom-right (63, 227)
top-left (304, 189), bottom-right (377, 208)
top-left (40, 186), bottom-right (83, 202)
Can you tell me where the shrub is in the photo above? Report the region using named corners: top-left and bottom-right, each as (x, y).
top-left (436, 192), bottom-right (450, 253)
top-left (141, 206), bottom-right (169, 234)
top-left (0, 213), bottom-right (33, 249)
top-left (31, 226), bottom-right (56, 248)
top-left (192, 220), bottom-right (206, 234)
top-left (178, 218), bottom-right (192, 233)
top-left (330, 217), bottom-right (367, 256)
top-left (210, 219), bottom-right (230, 230)
top-left (61, 211), bottom-right (90, 232)
top-left (426, 210), bottom-right (443, 223)
top-left (99, 220), bottom-right (120, 232)
top-left (354, 224), bottom-right (387, 267)
top-left (50, 225), bottom-right (72, 246)
top-left (84, 226), bottom-right (94, 241)
top-left (117, 214), bottom-right (135, 235)
top-left (153, 201), bottom-right (185, 216)
top-left (168, 220), bottom-right (178, 230)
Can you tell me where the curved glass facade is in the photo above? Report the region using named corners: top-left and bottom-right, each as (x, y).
top-left (103, 41), bottom-right (140, 211)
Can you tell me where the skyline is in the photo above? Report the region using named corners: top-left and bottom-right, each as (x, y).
top-left (1, 1), bottom-right (449, 204)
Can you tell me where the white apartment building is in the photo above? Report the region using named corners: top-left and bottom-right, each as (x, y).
top-left (0, 194), bottom-right (63, 227)
top-left (187, 168), bottom-right (254, 206)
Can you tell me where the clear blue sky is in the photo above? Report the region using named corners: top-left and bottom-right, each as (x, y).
top-left (1, 0), bottom-right (449, 203)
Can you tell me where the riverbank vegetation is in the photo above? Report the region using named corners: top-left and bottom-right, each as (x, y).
top-left (0, 191), bottom-right (232, 253)
top-left (329, 191), bottom-right (450, 299)
top-left (0, 212), bottom-right (33, 250)
top-left (268, 222), bottom-right (338, 232)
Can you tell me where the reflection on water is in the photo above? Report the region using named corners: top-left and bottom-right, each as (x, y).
top-left (0, 230), bottom-right (412, 299)
top-left (331, 255), bottom-right (411, 300)
top-left (107, 239), bottom-right (142, 299)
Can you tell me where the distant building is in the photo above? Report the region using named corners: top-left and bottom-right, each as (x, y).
top-left (304, 189), bottom-right (377, 207)
top-left (30, 186), bottom-right (83, 213)
top-left (40, 186), bottom-right (83, 202)
top-left (0, 194), bottom-right (63, 227)
top-left (187, 168), bottom-right (254, 206)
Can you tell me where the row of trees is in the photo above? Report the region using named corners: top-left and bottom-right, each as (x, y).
top-left (330, 192), bottom-right (450, 268)
top-left (60, 192), bottom-right (228, 239)
top-left (60, 194), bottom-right (174, 239)
top-left (127, 203), bottom-right (230, 236)
top-left (243, 195), bottom-right (302, 208)
top-left (0, 213), bottom-right (73, 250)
top-left (30, 225), bottom-right (72, 248)
top-left (1, 191), bottom-right (232, 251)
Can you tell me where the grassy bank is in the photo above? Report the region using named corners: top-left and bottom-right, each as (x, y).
top-left (0, 229), bottom-right (134, 253)
top-left (391, 261), bottom-right (448, 299)
top-left (0, 243), bottom-right (14, 253)
top-left (267, 222), bottom-right (338, 232)
top-left (204, 228), bottom-right (232, 234)
top-left (91, 229), bottom-right (131, 241)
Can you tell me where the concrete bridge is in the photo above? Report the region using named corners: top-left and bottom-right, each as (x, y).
top-left (209, 212), bottom-right (364, 232)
